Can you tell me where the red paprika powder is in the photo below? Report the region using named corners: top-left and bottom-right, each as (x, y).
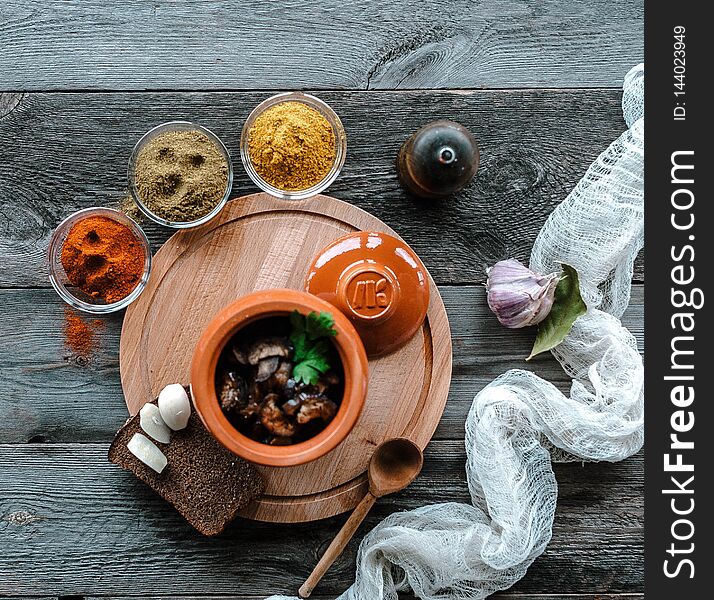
top-left (60, 215), bottom-right (145, 303)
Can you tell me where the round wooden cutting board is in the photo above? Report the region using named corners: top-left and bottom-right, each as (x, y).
top-left (120, 193), bottom-right (452, 523)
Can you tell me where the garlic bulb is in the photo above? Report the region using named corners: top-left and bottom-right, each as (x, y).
top-left (486, 259), bottom-right (559, 328)
top-left (139, 403), bottom-right (171, 444)
top-left (127, 433), bottom-right (167, 474)
top-left (158, 384), bottom-right (191, 431)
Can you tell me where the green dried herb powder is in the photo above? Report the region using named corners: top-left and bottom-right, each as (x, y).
top-left (133, 130), bottom-right (229, 222)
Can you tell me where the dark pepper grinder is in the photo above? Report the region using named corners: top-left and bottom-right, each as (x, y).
top-left (397, 120), bottom-right (479, 199)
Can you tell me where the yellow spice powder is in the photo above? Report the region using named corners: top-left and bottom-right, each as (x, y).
top-left (248, 101), bottom-right (336, 191)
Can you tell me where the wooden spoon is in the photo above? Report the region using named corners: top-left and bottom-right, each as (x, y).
top-left (299, 438), bottom-right (424, 598)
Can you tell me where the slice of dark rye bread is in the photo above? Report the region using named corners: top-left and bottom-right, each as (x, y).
top-left (108, 389), bottom-right (265, 536)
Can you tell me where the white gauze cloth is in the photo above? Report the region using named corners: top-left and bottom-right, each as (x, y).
top-left (268, 63), bottom-right (644, 600)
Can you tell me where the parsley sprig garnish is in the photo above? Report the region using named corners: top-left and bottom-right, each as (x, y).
top-left (289, 310), bottom-right (338, 385)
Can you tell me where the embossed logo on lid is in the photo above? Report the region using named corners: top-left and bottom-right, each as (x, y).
top-left (342, 266), bottom-right (398, 321)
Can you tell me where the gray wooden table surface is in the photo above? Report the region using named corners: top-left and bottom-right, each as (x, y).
top-left (0, 2), bottom-right (643, 598)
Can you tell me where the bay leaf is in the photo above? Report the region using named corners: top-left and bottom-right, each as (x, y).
top-left (527, 263), bottom-right (587, 361)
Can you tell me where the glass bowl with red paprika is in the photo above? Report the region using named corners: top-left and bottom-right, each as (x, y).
top-left (48, 207), bottom-right (152, 313)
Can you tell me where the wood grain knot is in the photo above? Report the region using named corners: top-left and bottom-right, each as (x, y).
top-left (367, 25), bottom-right (457, 88)
top-left (2, 509), bottom-right (45, 526)
top-left (64, 353), bottom-right (92, 367)
top-left (0, 93), bottom-right (24, 120)
top-left (477, 149), bottom-right (548, 194)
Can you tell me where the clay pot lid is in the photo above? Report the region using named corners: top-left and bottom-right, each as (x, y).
top-left (305, 231), bottom-right (430, 357)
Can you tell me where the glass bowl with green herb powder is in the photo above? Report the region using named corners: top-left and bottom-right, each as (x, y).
top-left (128, 121), bottom-right (233, 228)
top-left (240, 93), bottom-right (347, 200)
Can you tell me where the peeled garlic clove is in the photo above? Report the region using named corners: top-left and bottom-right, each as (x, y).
top-left (158, 384), bottom-right (191, 431)
top-left (127, 433), bottom-right (167, 474)
top-left (139, 403), bottom-right (171, 444)
top-left (486, 258), bottom-right (560, 328)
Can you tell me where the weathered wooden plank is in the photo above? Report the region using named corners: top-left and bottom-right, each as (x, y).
top-left (3, 592), bottom-right (645, 600)
top-left (0, 597), bottom-right (646, 600)
top-left (0, 1), bottom-right (643, 91)
top-left (0, 89), bottom-right (642, 287)
top-left (0, 443), bottom-right (643, 596)
top-left (0, 286), bottom-right (642, 444)
top-left (80, 596), bottom-right (644, 600)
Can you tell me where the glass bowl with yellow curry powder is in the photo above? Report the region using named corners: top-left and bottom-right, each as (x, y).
top-left (48, 207), bottom-right (152, 314)
top-left (128, 121), bottom-right (233, 228)
top-left (241, 93), bottom-right (346, 200)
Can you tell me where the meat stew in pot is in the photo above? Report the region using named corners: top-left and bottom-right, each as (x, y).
top-left (215, 315), bottom-right (344, 445)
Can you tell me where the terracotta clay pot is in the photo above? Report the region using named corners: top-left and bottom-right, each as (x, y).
top-left (190, 289), bottom-right (368, 467)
